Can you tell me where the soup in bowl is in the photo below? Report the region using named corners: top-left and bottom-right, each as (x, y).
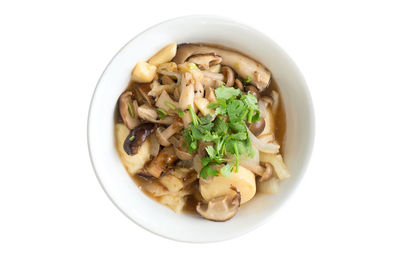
top-left (88, 16), bottom-right (314, 242)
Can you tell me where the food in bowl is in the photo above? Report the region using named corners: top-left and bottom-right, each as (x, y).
top-left (114, 42), bottom-right (290, 221)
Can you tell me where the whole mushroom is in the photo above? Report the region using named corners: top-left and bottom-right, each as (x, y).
top-left (196, 187), bottom-right (241, 222)
top-left (119, 91), bottom-right (140, 129)
top-left (123, 123), bottom-right (157, 155)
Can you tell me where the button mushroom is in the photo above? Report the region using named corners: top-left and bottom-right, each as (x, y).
top-left (173, 44), bottom-right (271, 91)
top-left (196, 187), bottom-right (241, 222)
top-left (235, 78), bottom-right (244, 90)
top-left (123, 123), bottom-right (157, 155)
top-left (155, 120), bottom-right (183, 146)
top-left (187, 54), bottom-right (222, 70)
top-left (118, 91), bottom-right (140, 129)
top-left (145, 146), bottom-right (178, 178)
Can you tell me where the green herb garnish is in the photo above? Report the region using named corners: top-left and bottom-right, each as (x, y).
top-left (184, 84), bottom-right (260, 178)
top-left (189, 65), bottom-right (198, 70)
top-left (164, 101), bottom-right (176, 111)
top-left (129, 135), bottom-right (135, 141)
top-left (177, 108), bottom-right (184, 117)
top-left (127, 101), bottom-right (135, 118)
top-left (157, 108), bottom-right (168, 119)
top-left (244, 76), bottom-right (252, 83)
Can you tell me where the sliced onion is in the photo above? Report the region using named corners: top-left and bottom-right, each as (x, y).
top-left (247, 126), bottom-right (280, 154)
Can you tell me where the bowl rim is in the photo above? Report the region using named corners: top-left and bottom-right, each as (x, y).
top-left (87, 15), bottom-right (315, 243)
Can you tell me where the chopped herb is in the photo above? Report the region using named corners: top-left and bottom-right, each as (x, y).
top-left (177, 108), bottom-right (184, 117)
top-left (157, 108), bottom-right (168, 119)
top-left (188, 105), bottom-right (200, 126)
top-left (127, 101), bottom-right (135, 118)
top-left (215, 86), bottom-right (241, 100)
top-left (200, 165), bottom-right (219, 179)
top-left (244, 76), bottom-right (252, 84)
top-left (220, 164), bottom-right (234, 177)
top-left (183, 84), bottom-right (261, 178)
top-left (189, 65), bottom-right (198, 70)
top-left (129, 135), bottom-right (135, 141)
top-left (164, 101), bottom-right (176, 110)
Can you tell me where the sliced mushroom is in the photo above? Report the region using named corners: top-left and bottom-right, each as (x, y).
top-left (221, 66), bottom-right (235, 87)
top-left (137, 104), bottom-right (175, 125)
top-left (248, 117), bottom-right (266, 136)
top-left (146, 146), bottom-right (178, 178)
top-left (259, 163), bottom-right (273, 182)
top-left (178, 72), bottom-right (195, 127)
top-left (155, 90), bottom-right (179, 114)
top-left (155, 121), bottom-right (183, 146)
top-left (201, 71), bottom-right (224, 88)
top-left (135, 83), bottom-right (155, 106)
top-left (194, 81), bottom-right (204, 98)
top-left (235, 78), bottom-right (244, 90)
top-left (170, 136), bottom-right (193, 160)
top-left (196, 187), bottom-right (241, 222)
top-left (161, 75), bottom-right (174, 85)
top-left (123, 123), bottom-right (156, 155)
top-left (148, 75), bottom-right (175, 98)
top-left (187, 54), bottom-right (222, 70)
top-left (119, 91), bottom-right (140, 129)
top-left (173, 44), bottom-right (271, 91)
top-left (205, 86), bottom-right (217, 102)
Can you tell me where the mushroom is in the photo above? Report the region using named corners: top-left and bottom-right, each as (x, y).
top-left (178, 72), bottom-right (195, 127)
top-left (145, 146), bottom-right (178, 178)
top-left (240, 162), bottom-right (273, 182)
top-left (155, 121), bottom-right (183, 146)
top-left (123, 123), bottom-right (156, 155)
top-left (187, 54), bottom-right (222, 70)
top-left (235, 78), bottom-right (244, 90)
top-left (194, 81), bottom-right (204, 98)
top-left (148, 76), bottom-right (176, 98)
top-left (259, 163), bottom-right (273, 182)
top-left (205, 86), bottom-right (217, 102)
top-left (137, 104), bottom-right (175, 125)
top-left (201, 71), bottom-right (224, 88)
top-left (248, 117), bottom-right (266, 136)
top-left (196, 187), bottom-right (241, 222)
top-left (246, 85), bottom-right (261, 100)
top-left (173, 44), bottom-right (271, 91)
top-left (221, 66), bottom-right (235, 87)
top-left (155, 90), bottom-right (179, 114)
top-left (170, 136), bottom-right (193, 160)
top-left (118, 91), bottom-right (140, 129)
top-left (135, 83), bottom-right (155, 106)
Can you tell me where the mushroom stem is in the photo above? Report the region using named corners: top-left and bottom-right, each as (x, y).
top-left (156, 121), bottom-right (183, 146)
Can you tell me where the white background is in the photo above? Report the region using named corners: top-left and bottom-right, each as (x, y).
top-left (1, 0), bottom-right (399, 266)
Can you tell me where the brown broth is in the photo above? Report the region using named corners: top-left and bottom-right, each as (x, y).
top-left (114, 43), bottom-right (287, 213)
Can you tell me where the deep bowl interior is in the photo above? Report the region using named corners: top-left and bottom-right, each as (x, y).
top-left (88, 16), bottom-right (314, 243)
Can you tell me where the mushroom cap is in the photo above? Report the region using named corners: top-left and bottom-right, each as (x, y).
top-left (259, 162), bottom-right (273, 182)
top-left (221, 66), bottom-right (235, 87)
top-left (187, 54), bottom-right (222, 70)
top-left (196, 188), bottom-right (241, 222)
top-left (123, 123), bottom-right (157, 155)
top-left (248, 116), bottom-right (266, 137)
top-left (173, 43), bottom-right (271, 90)
top-left (118, 91), bottom-right (140, 130)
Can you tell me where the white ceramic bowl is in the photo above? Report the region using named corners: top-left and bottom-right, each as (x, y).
top-left (88, 15), bottom-right (314, 243)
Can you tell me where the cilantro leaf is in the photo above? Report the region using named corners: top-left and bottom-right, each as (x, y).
top-left (227, 99), bottom-right (246, 122)
top-left (220, 164), bottom-right (234, 177)
top-left (215, 86), bottom-right (241, 100)
top-left (200, 165), bottom-right (219, 179)
top-left (213, 116), bottom-right (228, 135)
